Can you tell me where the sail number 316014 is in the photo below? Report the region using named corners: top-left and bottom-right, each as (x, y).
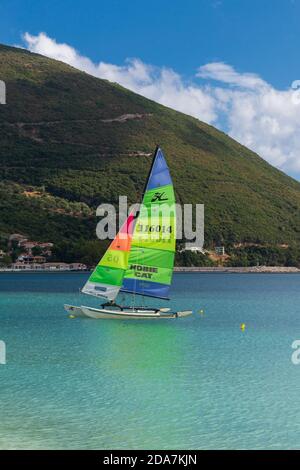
top-left (136, 224), bottom-right (173, 233)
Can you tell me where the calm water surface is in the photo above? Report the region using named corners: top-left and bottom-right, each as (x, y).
top-left (0, 272), bottom-right (300, 449)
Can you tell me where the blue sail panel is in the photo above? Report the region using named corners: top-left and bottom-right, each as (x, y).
top-left (121, 278), bottom-right (170, 299)
top-left (146, 148), bottom-right (172, 190)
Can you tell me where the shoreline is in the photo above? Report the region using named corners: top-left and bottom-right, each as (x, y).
top-left (174, 266), bottom-right (300, 273)
top-left (0, 266), bottom-right (299, 274)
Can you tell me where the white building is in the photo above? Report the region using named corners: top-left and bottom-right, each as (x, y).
top-left (183, 246), bottom-right (205, 254)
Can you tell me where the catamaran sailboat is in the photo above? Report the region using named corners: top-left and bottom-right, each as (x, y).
top-left (64, 146), bottom-right (192, 319)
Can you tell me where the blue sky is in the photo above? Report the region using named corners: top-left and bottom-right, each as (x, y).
top-left (1, 0), bottom-right (300, 179)
top-left (1, 0), bottom-right (299, 88)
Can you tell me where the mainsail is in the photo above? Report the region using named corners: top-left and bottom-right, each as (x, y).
top-left (81, 213), bottom-right (135, 301)
top-left (82, 147), bottom-right (175, 302)
top-left (121, 147), bottom-right (176, 299)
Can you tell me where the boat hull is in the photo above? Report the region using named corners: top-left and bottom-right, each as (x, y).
top-left (64, 304), bottom-right (85, 317)
top-left (80, 305), bottom-right (192, 320)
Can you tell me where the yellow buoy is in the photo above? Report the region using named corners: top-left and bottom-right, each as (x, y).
top-left (69, 314), bottom-right (75, 319)
top-left (198, 309), bottom-right (205, 316)
top-left (240, 323), bottom-right (246, 331)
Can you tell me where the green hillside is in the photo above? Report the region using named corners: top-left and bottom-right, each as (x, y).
top-left (0, 44), bottom-right (300, 265)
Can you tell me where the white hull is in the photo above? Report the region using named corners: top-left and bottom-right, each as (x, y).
top-left (80, 305), bottom-right (192, 320)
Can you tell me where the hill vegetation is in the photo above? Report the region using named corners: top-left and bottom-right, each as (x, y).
top-left (0, 44), bottom-right (300, 266)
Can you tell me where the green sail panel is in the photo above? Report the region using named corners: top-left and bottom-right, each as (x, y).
top-left (121, 147), bottom-right (176, 299)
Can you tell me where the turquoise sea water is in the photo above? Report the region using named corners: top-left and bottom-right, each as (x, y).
top-left (0, 272), bottom-right (300, 450)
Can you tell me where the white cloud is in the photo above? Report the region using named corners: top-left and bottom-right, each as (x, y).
top-left (197, 62), bottom-right (268, 90)
top-left (22, 32), bottom-right (300, 179)
top-left (224, 87), bottom-right (300, 175)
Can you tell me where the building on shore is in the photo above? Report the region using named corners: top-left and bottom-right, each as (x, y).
top-left (215, 246), bottom-right (225, 256)
top-left (3, 233), bottom-right (87, 271)
top-left (10, 262), bottom-right (87, 271)
top-left (19, 240), bottom-right (53, 253)
top-left (8, 234), bottom-right (27, 248)
top-left (11, 262), bottom-right (45, 271)
top-left (17, 255), bottom-right (47, 264)
top-left (179, 246), bottom-right (205, 254)
top-left (69, 263), bottom-right (88, 271)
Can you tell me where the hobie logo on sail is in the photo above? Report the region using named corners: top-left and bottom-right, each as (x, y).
top-left (151, 192), bottom-right (168, 202)
top-left (129, 264), bottom-right (158, 279)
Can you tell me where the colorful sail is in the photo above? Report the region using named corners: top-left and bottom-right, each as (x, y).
top-left (121, 147), bottom-right (176, 299)
top-left (82, 213), bottom-right (135, 301)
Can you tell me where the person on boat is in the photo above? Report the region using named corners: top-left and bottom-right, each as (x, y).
top-left (101, 300), bottom-right (124, 310)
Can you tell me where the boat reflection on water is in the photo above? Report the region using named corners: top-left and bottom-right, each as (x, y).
top-left (82, 317), bottom-right (187, 379)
